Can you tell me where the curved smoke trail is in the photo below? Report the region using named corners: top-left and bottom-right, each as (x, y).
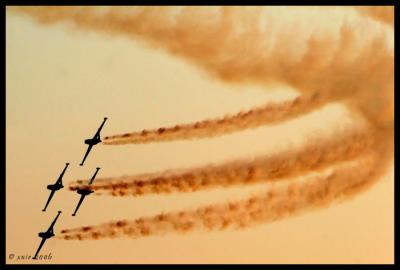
top-left (354, 6), bottom-right (394, 26)
top-left (12, 6), bottom-right (394, 143)
top-left (59, 144), bottom-right (385, 240)
top-left (102, 93), bottom-right (325, 144)
top-left (9, 6), bottom-right (393, 240)
top-left (59, 125), bottom-right (392, 240)
top-left (71, 126), bottom-right (374, 196)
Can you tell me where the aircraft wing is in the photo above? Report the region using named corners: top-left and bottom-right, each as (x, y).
top-left (72, 194), bottom-right (87, 216)
top-left (48, 211), bottom-right (62, 230)
top-left (57, 163), bottom-right (69, 183)
top-left (33, 237), bottom-right (47, 259)
top-left (88, 168), bottom-right (100, 185)
top-left (42, 190), bottom-right (56, 212)
top-left (80, 145), bottom-right (93, 166)
top-left (93, 118), bottom-right (107, 139)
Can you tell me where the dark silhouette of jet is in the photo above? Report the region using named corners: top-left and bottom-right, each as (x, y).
top-left (42, 163), bottom-right (69, 212)
top-left (72, 167), bottom-right (100, 216)
top-left (33, 211), bottom-right (62, 260)
top-left (80, 117), bottom-right (108, 166)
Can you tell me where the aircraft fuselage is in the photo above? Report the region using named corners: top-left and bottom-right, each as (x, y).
top-left (47, 184), bottom-right (63, 191)
top-left (77, 188), bottom-right (94, 196)
top-left (38, 232), bottom-right (54, 239)
top-left (85, 138), bottom-right (101, 145)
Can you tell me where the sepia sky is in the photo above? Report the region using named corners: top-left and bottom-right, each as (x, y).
top-left (6, 7), bottom-right (393, 264)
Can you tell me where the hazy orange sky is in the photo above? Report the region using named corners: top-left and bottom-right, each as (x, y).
top-left (6, 7), bottom-right (393, 264)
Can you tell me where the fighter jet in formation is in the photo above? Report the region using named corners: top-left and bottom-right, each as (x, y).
top-left (42, 163), bottom-right (69, 212)
top-left (72, 167), bottom-right (100, 216)
top-left (33, 211), bottom-right (62, 260)
top-left (79, 117), bottom-right (108, 166)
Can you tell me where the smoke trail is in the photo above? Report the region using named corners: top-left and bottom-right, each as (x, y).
top-left (59, 148), bottom-right (384, 240)
top-left (354, 6), bottom-right (394, 26)
top-left (103, 93), bottom-right (325, 144)
top-left (70, 126), bottom-right (374, 196)
top-left (12, 7), bottom-right (394, 129)
top-left (58, 124), bottom-right (393, 240)
top-left (11, 6), bottom-right (393, 240)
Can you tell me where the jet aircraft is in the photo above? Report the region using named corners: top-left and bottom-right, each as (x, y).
top-left (80, 117), bottom-right (108, 166)
top-left (72, 167), bottom-right (100, 216)
top-left (33, 211), bottom-right (62, 260)
top-left (42, 163), bottom-right (69, 212)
